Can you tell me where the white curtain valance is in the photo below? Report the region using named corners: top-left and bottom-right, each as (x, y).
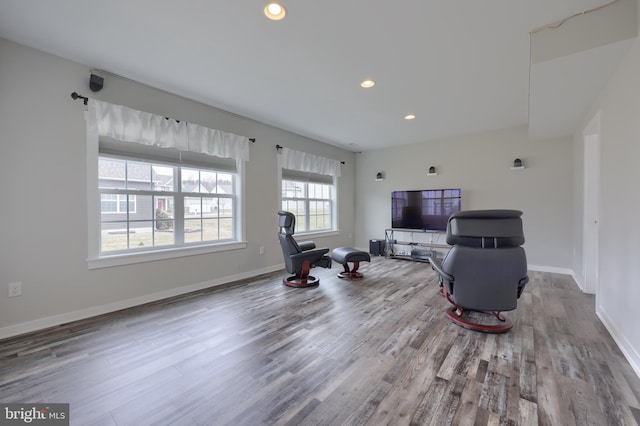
top-left (87, 99), bottom-right (250, 162)
top-left (278, 147), bottom-right (341, 177)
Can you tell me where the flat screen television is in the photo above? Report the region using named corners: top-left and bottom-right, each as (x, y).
top-left (391, 188), bottom-right (461, 231)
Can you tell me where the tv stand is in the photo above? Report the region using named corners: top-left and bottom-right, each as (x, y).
top-left (384, 229), bottom-right (450, 263)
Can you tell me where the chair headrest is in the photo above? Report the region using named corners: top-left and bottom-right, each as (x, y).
top-left (278, 210), bottom-right (296, 235)
top-left (446, 209), bottom-right (524, 247)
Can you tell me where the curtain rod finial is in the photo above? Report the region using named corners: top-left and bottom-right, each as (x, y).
top-left (70, 91), bottom-right (88, 105)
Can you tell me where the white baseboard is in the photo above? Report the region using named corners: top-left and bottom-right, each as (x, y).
top-left (527, 264), bottom-right (574, 275)
top-left (596, 305), bottom-right (640, 379)
top-left (0, 264), bottom-right (285, 340)
top-left (527, 265), bottom-right (596, 295)
top-left (571, 272), bottom-right (587, 293)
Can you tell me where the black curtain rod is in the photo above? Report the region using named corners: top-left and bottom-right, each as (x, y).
top-left (70, 91), bottom-right (89, 105)
top-left (276, 145), bottom-right (345, 164)
top-left (70, 91), bottom-right (255, 143)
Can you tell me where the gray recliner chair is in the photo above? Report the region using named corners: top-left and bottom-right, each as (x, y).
top-left (277, 210), bottom-right (332, 287)
top-left (429, 210), bottom-right (529, 333)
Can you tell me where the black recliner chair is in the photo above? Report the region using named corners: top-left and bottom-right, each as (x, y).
top-left (277, 210), bottom-right (332, 287)
top-left (429, 210), bottom-right (529, 333)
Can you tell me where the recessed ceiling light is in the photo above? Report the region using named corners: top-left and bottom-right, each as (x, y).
top-left (360, 79), bottom-right (376, 88)
top-left (404, 114), bottom-right (416, 120)
top-left (264, 1), bottom-right (286, 20)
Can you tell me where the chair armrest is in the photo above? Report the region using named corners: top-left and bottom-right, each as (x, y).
top-left (290, 248), bottom-right (329, 261)
top-left (428, 257), bottom-right (454, 282)
top-left (298, 241), bottom-right (317, 251)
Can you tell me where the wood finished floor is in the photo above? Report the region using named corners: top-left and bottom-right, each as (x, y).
top-left (1, 257), bottom-right (640, 426)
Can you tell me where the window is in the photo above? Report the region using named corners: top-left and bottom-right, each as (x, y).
top-left (277, 147), bottom-right (340, 234)
top-left (282, 171), bottom-right (335, 233)
top-left (85, 99), bottom-right (250, 267)
top-left (98, 155), bottom-right (237, 254)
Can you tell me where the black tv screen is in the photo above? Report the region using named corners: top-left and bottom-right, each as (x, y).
top-left (391, 188), bottom-right (461, 231)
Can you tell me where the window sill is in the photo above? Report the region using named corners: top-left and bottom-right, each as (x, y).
top-left (295, 230), bottom-right (339, 239)
top-left (87, 241), bottom-right (248, 269)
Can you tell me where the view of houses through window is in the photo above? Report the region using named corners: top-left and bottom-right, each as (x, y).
top-left (282, 179), bottom-right (333, 232)
top-left (99, 156), bottom-right (235, 253)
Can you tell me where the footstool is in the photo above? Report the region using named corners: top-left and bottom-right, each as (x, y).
top-left (331, 247), bottom-right (371, 279)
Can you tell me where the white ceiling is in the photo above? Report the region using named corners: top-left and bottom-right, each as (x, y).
top-left (0, 0), bottom-right (633, 151)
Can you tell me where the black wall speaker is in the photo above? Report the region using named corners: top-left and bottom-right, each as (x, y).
top-left (90, 74), bottom-right (104, 92)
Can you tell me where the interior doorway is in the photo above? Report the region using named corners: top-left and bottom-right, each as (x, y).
top-left (583, 111), bottom-right (601, 295)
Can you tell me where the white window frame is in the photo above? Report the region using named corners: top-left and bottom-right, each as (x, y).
top-left (87, 127), bottom-right (246, 269)
top-left (278, 168), bottom-right (338, 238)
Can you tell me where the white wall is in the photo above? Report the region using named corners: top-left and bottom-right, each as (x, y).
top-left (0, 38), bottom-right (356, 336)
top-left (574, 34), bottom-right (640, 376)
top-left (354, 126), bottom-right (574, 270)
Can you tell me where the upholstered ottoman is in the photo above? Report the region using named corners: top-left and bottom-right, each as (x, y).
top-left (331, 247), bottom-right (371, 279)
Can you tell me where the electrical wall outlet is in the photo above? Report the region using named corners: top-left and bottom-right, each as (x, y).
top-left (8, 282), bottom-right (22, 297)
top-left (259, 246), bottom-right (265, 255)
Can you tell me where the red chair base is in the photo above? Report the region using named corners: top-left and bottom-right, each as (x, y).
top-left (337, 261), bottom-right (364, 280)
top-left (283, 260), bottom-right (320, 288)
top-left (446, 307), bottom-right (513, 333)
top-left (283, 275), bottom-right (319, 288)
top-left (441, 285), bottom-right (513, 333)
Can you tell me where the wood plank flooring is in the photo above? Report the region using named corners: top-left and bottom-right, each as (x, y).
top-left (1, 257), bottom-right (640, 425)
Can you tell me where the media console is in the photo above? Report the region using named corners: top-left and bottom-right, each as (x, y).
top-left (384, 228), bottom-right (450, 263)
